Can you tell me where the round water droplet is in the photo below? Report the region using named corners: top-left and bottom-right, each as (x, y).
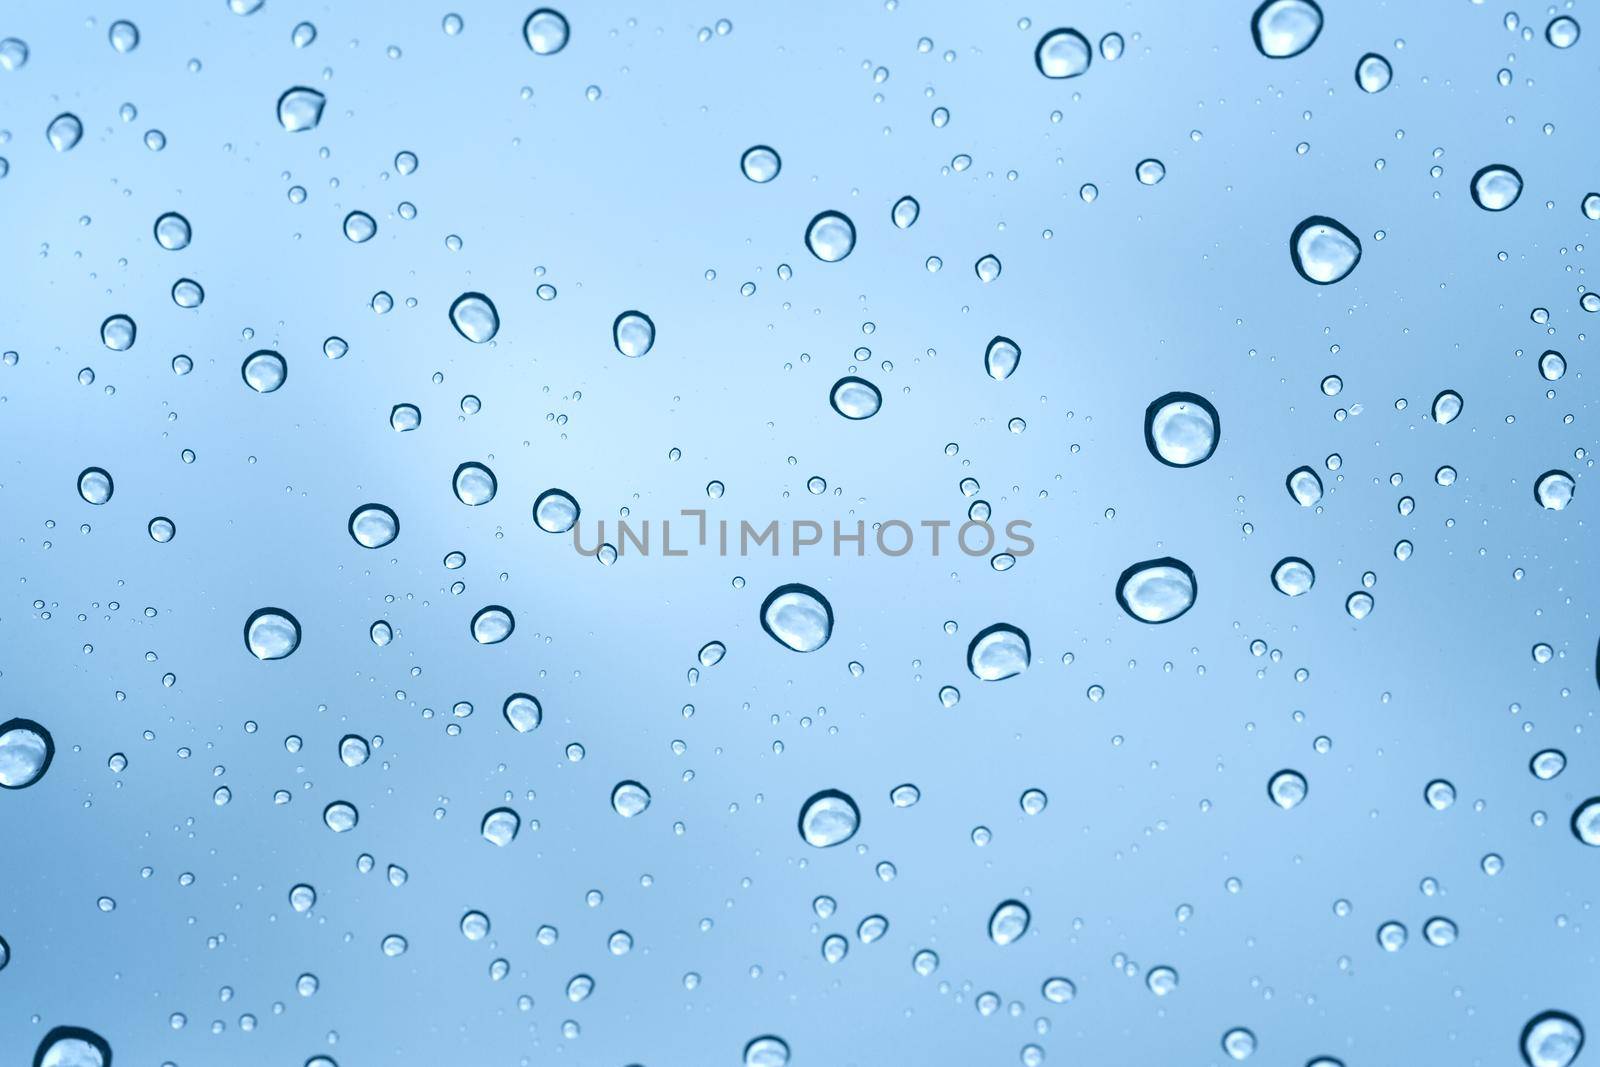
top-left (33, 1027), bottom-right (112, 1067)
top-left (338, 735), bottom-right (369, 768)
top-left (533, 489), bottom-right (580, 533)
top-left (740, 145), bottom-right (781, 183)
top-left (471, 606), bottom-right (515, 645)
top-left (1268, 769), bottom-right (1308, 809)
top-left (1035, 27), bottom-right (1090, 78)
top-left (744, 1036), bottom-right (790, 1067)
top-left (503, 693), bottom-right (542, 733)
top-left (1346, 591), bottom-right (1374, 619)
top-left (369, 620), bottom-right (392, 646)
top-left (611, 780), bottom-right (651, 817)
top-left (245, 608), bottom-right (301, 660)
top-left (343, 211), bottom-right (376, 243)
top-left (984, 336), bottom-right (1021, 380)
top-left (974, 254), bottom-right (1002, 281)
top-left (47, 113), bottom-right (83, 151)
top-left (0, 38), bottom-right (28, 71)
top-left (760, 584), bottom-right (833, 652)
top-left (108, 19), bottom-right (139, 52)
top-left (613, 311), bottom-right (655, 357)
top-left (890, 783), bottom-right (920, 808)
top-left (1521, 1011), bottom-right (1585, 1067)
top-left (1116, 558), bottom-right (1197, 624)
top-left (1222, 1026), bottom-right (1258, 1060)
top-left (798, 789), bottom-right (859, 847)
top-left (1531, 749), bottom-right (1567, 780)
top-left (1425, 778), bottom-right (1456, 810)
top-left (449, 292), bottom-right (499, 343)
top-left (1286, 465), bottom-right (1323, 506)
top-left (1432, 390), bottom-right (1463, 424)
top-left (1535, 470), bottom-right (1575, 511)
top-left (148, 516), bottom-right (175, 542)
top-left (830, 376), bottom-right (882, 419)
top-left (454, 462), bottom-right (498, 505)
top-left (1377, 920), bottom-right (1408, 951)
top-left (323, 801), bottom-right (358, 832)
top-left (1571, 798), bottom-right (1600, 845)
top-left (523, 8), bottom-right (570, 54)
top-left (0, 719), bottom-right (55, 789)
top-left (77, 467), bottom-right (113, 505)
top-left (821, 934), bottom-right (848, 963)
top-left (1471, 164), bottom-right (1523, 211)
top-left (805, 211), bottom-right (856, 262)
top-left (348, 504), bottom-right (399, 549)
top-left (1355, 52), bottom-right (1392, 92)
top-left (1546, 16), bottom-right (1581, 48)
top-left (1290, 216), bottom-right (1361, 284)
top-left (1145, 392), bottom-right (1219, 466)
top-left (241, 350), bottom-right (287, 393)
top-left (481, 807), bottom-right (520, 845)
top-left (100, 314), bottom-right (136, 351)
top-left (967, 623), bottom-right (1030, 681)
top-left (1271, 557), bottom-right (1316, 597)
top-left (154, 212), bottom-right (191, 250)
top-left (171, 279), bottom-right (204, 308)
top-left (277, 87), bottom-right (326, 132)
top-left (1146, 965), bottom-right (1178, 996)
top-left (988, 900), bottom-right (1031, 945)
top-left (892, 195), bottom-right (920, 229)
top-left (1251, 0), bottom-right (1322, 58)
top-left (1135, 159), bottom-right (1166, 185)
top-left (460, 910), bottom-right (490, 940)
top-left (1423, 916), bottom-right (1457, 946)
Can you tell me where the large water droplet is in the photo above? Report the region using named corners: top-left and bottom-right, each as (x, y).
top-left (1471, 164), bottom-right (1523, 211)
top-left (241, 350), bottom-right (287, 393)
top-left (154, 212), bottom-right (191, 250)
top-left (1571, 798), bottom-right (1600, 845)
top-left (323, 801), bottom-right (358, 832)
top-left (503, 693), bottom-right (542, 733)
top-left (1521, 1011), bottom-right (1585, 1067)
top-left (984, 336), bottom-right (1021, 380)
top-left (471, 606), bottom-right (515, 645)
top-left (108, 19), bottom-right (140, 52)
top-left (760, 584), bottom-right (833, 652)
top-left (245, 608), bottom-right (301, 660)
top-left (798, 789), bottom-right (859, 847)
top-left (449, 292), bottom-right (499, 343)
top-left (523, 8), bottom-right (570, 54)
top-left (1271, 557), bottom-right (1316, 597)
top-left (77, 467), bottom-right (113, 505)
top-left (740, 145), bottom-right (780, 183)
top-left (348, 504), bottom-right (399, 549)
top-left (1221, 1026), bottom-right (1258, 1060)
top-left (1267, 769), bottom-right (1308, 809)
top-left (100, 315), bottom-right (135, 351)
top-left (1290, 216), bottom-right (1361, 284)
top-left (338, 735), bottom-right (369, 768)
top-left (343, 211), bottom-right (376, 243)
top-left (47, 113), bottom-right (83, 151)
top-left (611, 780), bottom-right (651, 817)
top-left (988, 900), bottom-right (1031, 945)
top-left (454, 462), bottom-right (498, 505)
top-left (0, 719), bottom-right (55, 789)
top-left (1355, 52), bottom-right (1392, 92)
top-left (1547, 16), bottom-right (1582, 48)
top-left (277, 87), bottom-right (326, 132)
top-left (1251, 0), bottom-right (1322, 58)
top-left (805, 211), bottom-right (856, 262)
top-left (1432, 390), bottom-right (1463, 424)
top-left (967, 623), bottom-right (1030, 681)
top-left (1116, 558), bottom-right (1197, 624)
top-left (613, 311), bottom-right (656, 357)
top-left (1034, 28), bottom-right (1090, 78)
top-left (533, 489), bottom-right (580, 533)
top-left (1144, 392), bottom-right (1219, 467)
top-left (33, 1027), bottom-right (112, 1067)
top-left (829, 376), bottom-right (882, 419)
top-left (481, 807), bottom-right (520, 845)
top-left (1286, 465), bottom-right (1323, 506)
top-left (744, 1036), bottom-right (790, 1067)
top-left (1535, 470), bottom-right (1575, 510)
top-left (892, 195), bottom-right (920, 229)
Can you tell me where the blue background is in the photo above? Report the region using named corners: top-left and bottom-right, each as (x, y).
top-left (0, 1), bottom-right (1594, 1064)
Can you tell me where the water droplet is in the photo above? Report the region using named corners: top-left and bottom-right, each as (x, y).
top-left (47, 113), bottom-right (83, 151)
top-left (967, 623), bottom-right (1030, 681)
top-left (277, 87), bottom-right (326, 132)
top-left (1271, 557), bottom-right (1316, 597)
top-left (744, 1036), bottom-right (790, 1067)
top-left (1135, 158), bottom-right (1166, 185)
top-left (390, 404), bottom-right (421, 432)
top-left (343, 211), bottom-right (377, 243)
top-left (805, 211), bottom-right (856, 262)
top-left (1286, 465), bottom-right (1323, 506)
top-left (830, 375), bottom-right (882, 419)
top-left (454, 462), bottom-right (498, 505)
top-left (1535, 470), bottom-right (1575, 510)
top-left (1043, 977), bottom-right (1076, 1003)
top-left (0, 38), bottom-right (28, 71)
top-left (892, 195), bottom-right (920, 229)
top-left (821, 934), bottom-right (848, 963)
top-left (1035, 27), bottom-right (1090, 78)
top-left (1251, 0), bottom-right (1322, 58)
top-left (0, 719), bottom-right (55, 789)
top-left (740, 145), bottom-right (781, 183)
top-left (369, 620), bottom-right (392, 646)
top-left (108, 20), bottom-right (140, 52)
top-left (760, 584), bottom-right (834, 652)
top-left (460, 910), bottom-right (490, 940)
top-left (1146, 965), bottom-right (1178, 996)
top-left (482, 807), bottom-right (520, 845)
top-left (241, 350), bottom-right (287, 393)
top-left (1290, 216), bottom-right (1361, 284)
top-left (798, 789), bottom-right (859, 847)
top-left (245, 609), bottom-right (301, 660)
top-left (1425, 778), bottom-right (1456, 810)
top-left (974, 253), bottom-right (1002, 281)
top-left (148, 517), bottom-right (175, 543)
top-left (154, 212), bottom-right (191, 250)
top-left (1145, 392), bottom-right (1219, 466)
top-left (1521, 1011), bottom-right (1584, 1067)
top-left (1345, 591), bottom-right (1374, 619)
top-left (471, 606), bottom-right (515, 645)
top-left (1116, 558), bottom-right (1197, 624)
top-left (1546, 16), bottom-right (1581, 48)
top-left (1432, 390), bottom-right (1463, 424)
top-left (1221, 1026), bottom-right (1258, 1060)
top-left (983, 336), bottom-right (1021, 380)
top-left (1355, 52), bottom-right (1392, 92)
top-left (348, 504), bottom-right (399, 549)
top-left (1423, 916), bottom-right (1458, 946)
top-left (77, 467), bottom-right (113, 505)
top-left (1268, 769), bottom-right (1308, 809)
top-left (1531, 749), bottom-right (1567, 780)
top-left (1470, 164), bottom-right (1523, 211)
top-left (449, 292), bottom-right (499, 343)
top-left (988, 900), bottom-right (1031, 945)
top-left (33, 1028), bottom-right (112, 1067)
top-left (613, 311), bottom-right (656, 357)
top-left (533, 489), bottom-right (580, 533)
top-left (523, 8), bottom-right (570, 54)
top-left (1571, 798), bottom-right (1600, 845)
top-left (502, 693), bottom-right (542, 733)
top-left (612, 780), bottom-right (651, 817)
top-left (172, 279), bottom-right (204, 308)
top-left (323, 801), bottom-right (358, 832)
top-left (338, 735), bottom-right (369, 768)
